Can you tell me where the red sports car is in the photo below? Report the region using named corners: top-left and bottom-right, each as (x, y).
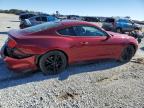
top-left (1, 20), bottom-right (138, 75)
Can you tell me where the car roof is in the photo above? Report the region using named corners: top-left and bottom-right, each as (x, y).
top-left (20, 20), bottom-right (99, 34)
top-left (59, 20), bottom-right (95, 26)
top-left (27, 15), bottom-right (54, 20)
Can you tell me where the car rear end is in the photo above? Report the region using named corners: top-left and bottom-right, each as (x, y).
top-left (20, 19), bottom-right (31, 29)
top-left (1, 22), bottom-right (61, 73)
top-left (102, 18), bottom-right (116, 31)
top-left (1, 31), bottom-right (37, 73)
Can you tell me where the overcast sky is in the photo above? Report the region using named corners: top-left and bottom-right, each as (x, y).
top-left (0, 0), bottom-right (144, 20)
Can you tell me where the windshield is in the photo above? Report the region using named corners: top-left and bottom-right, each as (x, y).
top-left (20, 21), bottom-right (60, 34)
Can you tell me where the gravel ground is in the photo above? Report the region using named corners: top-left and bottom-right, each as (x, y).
top-left (0, 13), bottom-right (144, 108)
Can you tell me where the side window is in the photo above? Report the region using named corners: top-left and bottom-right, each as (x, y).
top-left (127, 20), bottom-right (133, 24)
top-left (57, 27), bottom-right (76, 36)
top-left (41, 17), bottom-right (47, 22)
top-left (35, 17), bottom-right (42, 21)
top-left (118, 19), bottom-right (128, 23)
top-left (105, 18), bottom-right (115, 23)
top-left (47, 16), bottom-right (56, 21)
top-left (73, 26), bottom-right (108, 36)
top-left (123, 20), bottom-right (128, 23)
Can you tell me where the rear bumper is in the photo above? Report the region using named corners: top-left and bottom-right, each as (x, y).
top-left (4, 56), bottom-right (37, 73)
top-left (0, 45), bottom-right (37, 73)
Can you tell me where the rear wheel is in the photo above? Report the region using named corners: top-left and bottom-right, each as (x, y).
top-left (137, 38), bottom-right (142, 43)
top-left (39, 51), bottom-right (67, 75)
top-left (119, 45), bottom-right (135, 62)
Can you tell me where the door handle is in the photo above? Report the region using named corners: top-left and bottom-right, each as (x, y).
top-left (80, 42), bottom-right (89, 45)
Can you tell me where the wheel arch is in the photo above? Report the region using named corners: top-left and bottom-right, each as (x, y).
top-left (35, 49), bottom-right (69, 66)
top-left (129, 43), bottom-right (137, 54)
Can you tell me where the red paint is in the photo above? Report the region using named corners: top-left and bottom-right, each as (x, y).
top-left (4, 56), bottom-right (37, 72)
top-left (1, 20), bottom-right (138, 72)
top-left (7, 38), bottom-right (17, 48)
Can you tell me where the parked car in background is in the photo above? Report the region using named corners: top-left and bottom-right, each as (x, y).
top-left (129, 27), bottom-right (144, 43)
top-left (67, 15), bottom-right (83, 20)
top-left (19, 13), bottom-right (36, 21)
top-left (83, 17), bottom-right (100, 22)
top-left (102, 17), bottom-right (141, 33)
top-left (20, 15), bottom-right (58, 29)
top-left (1, 20), bottom-right (138, 75)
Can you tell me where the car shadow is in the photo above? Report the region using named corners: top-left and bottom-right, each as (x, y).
top-left (9, 20), bottom-right (20, 22)
top-left (0, 32), bottom-right (8, 34)
top-left (0, 59), bottom-right (123, 89)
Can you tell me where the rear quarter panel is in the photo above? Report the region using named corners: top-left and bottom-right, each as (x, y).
top-left (15, 35), bottom-right (75, 63)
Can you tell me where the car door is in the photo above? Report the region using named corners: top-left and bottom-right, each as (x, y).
top-left (57, 25), bottom-right (116, 62)
top-left (117, 19), bottom-right (133, 31)
top-left (41, 16), bottom-right (48, 22)
top-left (71, 25), bottom-right (116, 61)
top-left (126, 20), bottom-right (134, 31)
top-left (34, 16), bottom-right (43, 25)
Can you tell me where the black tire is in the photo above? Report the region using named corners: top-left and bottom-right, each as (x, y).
top-left (119, 45), bottom-right (135, 63)
top-left (20, 24), bottom-right (27, 29)
top-left (116, 28), bottom-right (122, 33)
top-left (39, 51), bottom-right (67, 75)
top-left (137, 38), bottom-right (141, 43)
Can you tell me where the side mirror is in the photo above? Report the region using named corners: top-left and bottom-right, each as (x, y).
top-left (104, 33), bottom-right (112, 40)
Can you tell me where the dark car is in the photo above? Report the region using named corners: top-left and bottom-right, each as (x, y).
top-left (20, 15), bottom-right (58, 29)
top-left (1, 20), bottom-right (138, 75)
top-left (84, 17), bottom-right (100, 22)
top-left (102, 17), bottom-right (141, 33)
top-left (19, 13), bottom-right (36, 21)
top-left (67, 15), bottom-right (83, 20)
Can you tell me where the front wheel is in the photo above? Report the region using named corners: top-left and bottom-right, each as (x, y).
top-left (119, 45), bottom-right (135, 63)
top-left (39, 51), bottom-right (67, 75)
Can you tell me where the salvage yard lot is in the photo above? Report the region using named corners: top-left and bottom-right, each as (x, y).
top-left (0, 13), bottom-right (144, 108)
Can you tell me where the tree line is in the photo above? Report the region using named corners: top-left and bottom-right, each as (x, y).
top-left (0, 9), bottom-right (42, 15)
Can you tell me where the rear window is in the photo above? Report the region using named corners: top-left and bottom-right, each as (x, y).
top-left (42, 17), bottom-right (48, 22)
top-left (84, 17), bottom-right (100, 22)
top-left (35, 17), bottom-right (42, 21)
top-left (20, 14), bottom-right (35, 20)
top-left (105, 18), bottom-right (115, 23)
top-left (20, 21), bottom-right (60, 34)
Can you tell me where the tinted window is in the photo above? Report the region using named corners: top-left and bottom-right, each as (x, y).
top-left (35, 17), bottom-right (42, 21)
top-left (118, 19), bottom-right (131, 23)
top-left (57, 27), bottom-right (76, 36)
top-left (118, 19), bottom-right (124, 22)
top-left (84, 17), bottom-right (100, 22)
top-left (41, 17), bottom-right (47, 22)
top-left (47, 16), bottom-right (57, 21)
top-left (105, 18), bottom-right (115, 23)
top-left (20, 14), bottom-right (35, 20)
top-left (73, 26), bottom-right (107, 36)
top-left (28, 14), bottom-right (35, 18)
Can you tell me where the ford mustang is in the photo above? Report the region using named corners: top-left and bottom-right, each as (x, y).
top-left (0, 20), bottom-right (138, 75)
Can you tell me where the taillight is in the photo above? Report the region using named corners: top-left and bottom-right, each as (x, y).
top-left (7, 38), bottom-right (17, 48)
